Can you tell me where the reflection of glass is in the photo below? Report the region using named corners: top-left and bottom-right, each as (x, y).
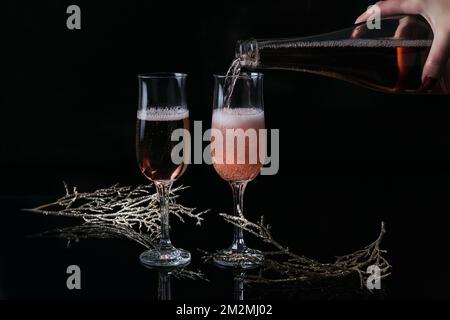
top-left (157, 271), bottom-right (172, 300)
top-left (215, 263), bottom-right (247, 300)
top-left (136, 73), bottom-right (191, 267)
top-left (211, 73), bottom-right (265, 268)
top-left (233, 270), bottom-right (246, 301)
top-left (142, 265), bottom-right (182, 301)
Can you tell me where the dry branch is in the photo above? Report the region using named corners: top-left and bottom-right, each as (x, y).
top-left (24, 183), bottom-right (208, 236)
top-left (25, 183), bottom-right (209, 281)
top-left (216, 212), bottom-right (391, 288)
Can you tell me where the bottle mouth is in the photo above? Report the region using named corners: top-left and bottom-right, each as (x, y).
top-left (235, 39), bottom-right (259, 68)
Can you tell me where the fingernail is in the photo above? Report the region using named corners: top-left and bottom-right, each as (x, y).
top-left (422, 76), bottom-right (438, 91)
top-left (355, 14), bottom-right (367, 24)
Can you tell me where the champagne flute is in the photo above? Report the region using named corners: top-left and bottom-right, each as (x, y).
top-left (136, 73), bottom-right (190, 267)
top-left (211, 72), bottom-right (265, 268)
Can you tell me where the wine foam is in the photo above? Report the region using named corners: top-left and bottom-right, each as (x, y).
top-left (212, 108), bottom-right (264, 127)
top-left (137, 107), bottom-right (189, 121)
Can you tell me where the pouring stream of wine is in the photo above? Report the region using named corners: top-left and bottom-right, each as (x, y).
top-left (223, 58), bottom-right (241, 108)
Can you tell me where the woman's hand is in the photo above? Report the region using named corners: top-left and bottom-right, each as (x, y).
top-left (355, 0), bottom-right (450, 89)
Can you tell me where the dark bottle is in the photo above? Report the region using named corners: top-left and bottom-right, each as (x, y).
top-left (236, 16), bottom-right (450, 94)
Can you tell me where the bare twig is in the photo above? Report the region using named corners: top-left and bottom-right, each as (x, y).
top-left (24, 183), bottom-right (209, 237)
top-left (26, 183), bottom-right (390, 288)
top-left (213, 214), bottom-right (391, 288)
top-left (25, 183), bottom-right (209, 281)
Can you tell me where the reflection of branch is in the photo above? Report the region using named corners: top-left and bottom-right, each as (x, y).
top-left (33, 222), bottom-right (156, 249)
top-left (217, 213), bottom-right (391, 288)
top-left (25, 183), bottom-right (209, 281)
top-left (24, 183), bottom-right (208, 236)
top-left (31, 222), bottom-right (207, 281)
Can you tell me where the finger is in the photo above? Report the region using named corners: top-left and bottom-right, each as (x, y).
top-left (422, 30), bottom-right (450, 87)
top-left (395, 18), bottom-right (418, 82)
top-left (351, 24), bottom-right (367, 38)
top-left (394, 16), bottom-right (416, 39)
top-left (355, 0), bottom-right (421, 24)
top-left (353, 5), bottom-right (420, 39)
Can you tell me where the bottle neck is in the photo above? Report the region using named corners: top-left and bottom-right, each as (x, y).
top-left (235, 39), bottom-right (259, 68)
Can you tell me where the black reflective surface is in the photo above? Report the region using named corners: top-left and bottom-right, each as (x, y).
top-left (2, 0), bottom-right (450, 300)
top-left (0, 186), bottom-right (449, 300)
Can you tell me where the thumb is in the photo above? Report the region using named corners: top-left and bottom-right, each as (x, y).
top-left (422, 30), bottom-right (450, 87)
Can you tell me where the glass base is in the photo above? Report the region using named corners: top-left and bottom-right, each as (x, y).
top-left (140, 247), bottom-right (191, 268)
top-left (213, 247), bottom-right (264, 269)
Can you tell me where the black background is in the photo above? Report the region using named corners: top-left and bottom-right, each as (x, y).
top-left (1, 0), bottom-right (450, 299)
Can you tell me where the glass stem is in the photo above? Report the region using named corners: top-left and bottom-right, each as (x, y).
top-left (155, 181), bottom-right (173, 251)
top-left (230, 181), bottom-right (248, 252)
